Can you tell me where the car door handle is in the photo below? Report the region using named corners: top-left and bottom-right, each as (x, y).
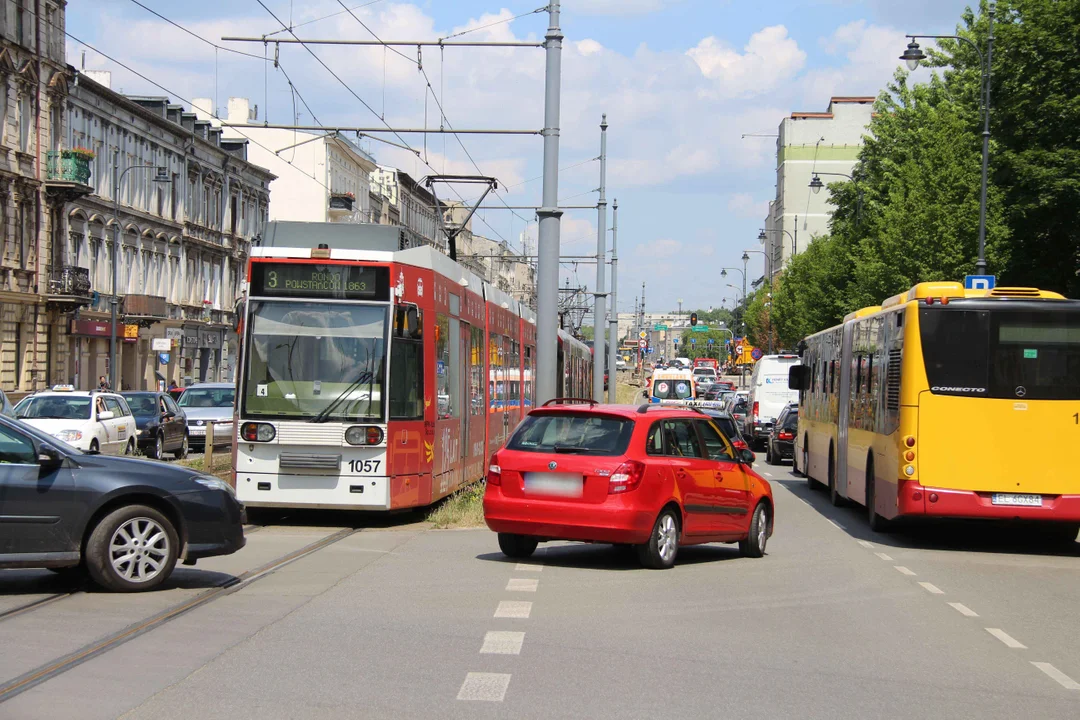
top-left (675, 468), bottom-right (689, 478)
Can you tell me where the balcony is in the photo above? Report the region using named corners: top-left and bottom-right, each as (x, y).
top-left (44, 150), bottom-right (94, 203)
top-left (45, 266), bottom-right (93, 312)
top-left (121, 294), bottom-right (169, 327)
top-left (329, 193), bottom-right (355, 217)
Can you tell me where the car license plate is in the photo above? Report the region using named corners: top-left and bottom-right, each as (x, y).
top-left (189, 427), bottom-right (206, 436)
top-left (523, 472), bottom-right (583, 498)
top-left (991, 493), bottom-right (1043, 507)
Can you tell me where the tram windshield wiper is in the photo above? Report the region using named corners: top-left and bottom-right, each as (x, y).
top-left (309, 371), bottom-right (373, 423)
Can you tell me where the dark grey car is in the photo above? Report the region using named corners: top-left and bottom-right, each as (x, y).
top-left (0, 415), bottom-right (245, 592)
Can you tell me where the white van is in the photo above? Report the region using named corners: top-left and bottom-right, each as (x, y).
top-left (744, 354), bottom-right (801, 449)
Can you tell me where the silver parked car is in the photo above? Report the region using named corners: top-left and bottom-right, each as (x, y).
top-left (176, 382), bottom-right (235, 450)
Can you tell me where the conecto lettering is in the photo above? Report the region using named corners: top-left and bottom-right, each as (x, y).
top-left (931, 386), bottom-right (986, 393)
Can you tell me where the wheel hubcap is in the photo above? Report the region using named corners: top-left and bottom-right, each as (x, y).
top-left (657, 514), bottom-right (677, 562)
top-left (109, 518), bottom-right (169, 583)
top-left (757, 509), bottom-right (767, 550)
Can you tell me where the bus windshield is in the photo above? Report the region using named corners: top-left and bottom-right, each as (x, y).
top-left (920, 307), bottom-right (1080, 399)
top-left (242, 301), bottom-right (388, 421)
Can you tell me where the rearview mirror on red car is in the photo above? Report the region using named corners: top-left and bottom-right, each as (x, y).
top-left (739, 448), bottom-right (755, 464)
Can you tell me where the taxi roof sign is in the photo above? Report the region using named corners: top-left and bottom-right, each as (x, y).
top-left (51, 384), bottom-right (75, 392)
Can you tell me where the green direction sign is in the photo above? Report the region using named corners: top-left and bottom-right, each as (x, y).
top-left (654, 324), bottom-right (668, 331)
top-left (691, 325), bottom-right (709, 332)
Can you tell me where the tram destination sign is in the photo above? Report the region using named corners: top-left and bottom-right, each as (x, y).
top-left (249, 263), bottom-right (390, 300)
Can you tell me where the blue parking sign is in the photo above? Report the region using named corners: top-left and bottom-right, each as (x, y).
top-left (964, 274), bottom-right (996, 290)
top-left (707, 339), bottom-right (714, 345)
top-left (690, 338), bottom-right (696, 345)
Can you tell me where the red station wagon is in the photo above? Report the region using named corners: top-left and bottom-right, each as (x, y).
top-left (483, 400), bottom-right (774, 569)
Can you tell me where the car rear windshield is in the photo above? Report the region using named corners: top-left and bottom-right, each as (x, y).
top-left (782, 410), bottom-right (799, 430)
top-left (920, 307), bottom-right (1080, 399)
top-left (179, 388), bottom-right (235, 408)
top-left (652, 378), bottom-right (693, 399)
top-left (506, 413), bottom-right (634, 456)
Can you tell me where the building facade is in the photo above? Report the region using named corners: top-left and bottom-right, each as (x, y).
top-left (371, 166), bottom-right (442, 250)
top-left (764, 96), bottom-right (874, 276)
top-left (0, 0), bottom-right (71, 396)
top-left (53, 73), bottom-right (273, 391)
top-left (219, 97), bottom-right (377, 226)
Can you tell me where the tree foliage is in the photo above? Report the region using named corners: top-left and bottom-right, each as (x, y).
top-left (768, 0), bottom-right (1079, 346)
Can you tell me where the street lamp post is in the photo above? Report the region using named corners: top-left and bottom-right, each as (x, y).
top-left (901, 1), bottom-right (995, 274)
top-left (757, 226), bottom-right (796, 270)
top-left (110, 151), bottom-right (172, 392)
top-left (809, 172), bottom-right (863, 227)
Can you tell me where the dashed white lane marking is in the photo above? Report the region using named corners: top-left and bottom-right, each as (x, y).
top-left (827, 519), bottom-right (846, 530)
top-left (875, 552), bottom-right (894, 561)
top-left (494, 601), bottom-right (533, 619)
top-left (895, 566), bottom-right (917, 576)
top-left (858, 540), bottom-right (875, 549)
top-left (457, 673), bottom-right (512, 701)
top-left (480, 631), bottom-right (526, 655)
top-left (948, 602), bottom-right (979, 617)
top-left (506, 578), bottom-right (539, 592)
top-left (515, 563), bottom-right (543, 572)
top-left (918, 582), bottom-right (945, 594)
top-left (986, 628), bottom-right (1027, 649)
top-left (1032, 662), bottom-right (1080, 690)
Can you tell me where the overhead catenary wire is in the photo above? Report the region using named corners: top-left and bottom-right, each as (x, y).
top-left (439, 5), bottom-right (548, 42)
top-left (263, 0), bottom-right (389, 38)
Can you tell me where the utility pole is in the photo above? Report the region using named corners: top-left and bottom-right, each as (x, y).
top-left (592, 114), bottom-right (608, 402)
top-left (607, 199), bottom-right (618, 403)
top-left (535, 1), bottom-right (564, 404)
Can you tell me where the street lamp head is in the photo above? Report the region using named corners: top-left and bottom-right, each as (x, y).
top-left (900, 40), bottom-right (926, 71)
top-left (741, 251), bottom-right (750, 263)
top-left (153, 167), bottom-right (171, 183)
top-left (757, 229), bottom-right (767, 243)
top-left (809, 174), bottom-right (825, 195)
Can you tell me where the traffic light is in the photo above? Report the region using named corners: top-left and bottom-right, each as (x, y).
top-left (690, 312), bottom-right (697, 327)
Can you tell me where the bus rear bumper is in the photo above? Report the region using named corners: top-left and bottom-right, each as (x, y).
top-left (899, 482), bottom-right (1080, 522)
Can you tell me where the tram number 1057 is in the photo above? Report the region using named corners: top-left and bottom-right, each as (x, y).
top-left (347, 459), bottom-right (382, 474)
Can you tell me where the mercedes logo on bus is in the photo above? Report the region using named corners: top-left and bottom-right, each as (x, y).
top-left (548, 461), bottom-right (558, 470)
top-left (1015, 386), bottom-right (1027, 397)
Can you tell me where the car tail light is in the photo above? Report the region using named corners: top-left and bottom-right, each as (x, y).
top-left (608, 460), bottom-right (645, 494)
top-left (752, 401), bottom-right (759, 419)
top-left (904, 435), bottom-right (916, 448)
top-left (487, 453), bottom-right (502, 486)
top-left (732, 438), bottom-right (749, 451)
top-left (778, 431), bottom-right (793, 441)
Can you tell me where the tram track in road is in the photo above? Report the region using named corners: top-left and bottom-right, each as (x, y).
top-left (0, 527), bottom-right (360, 705)
top-left (0, 591), bottom-right (77, 624)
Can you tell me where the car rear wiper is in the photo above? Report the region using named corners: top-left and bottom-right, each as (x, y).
top-left (553, 445), bottom-right (589, 454)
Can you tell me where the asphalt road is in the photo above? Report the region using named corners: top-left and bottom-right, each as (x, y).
top-left (2, 456), bottom-right (1079, 719)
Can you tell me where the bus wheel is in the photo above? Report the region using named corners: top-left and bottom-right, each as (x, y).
top-left (866, 457), bottom-right (889, 532)
top-left (828, 451), bottom-right (845, 507)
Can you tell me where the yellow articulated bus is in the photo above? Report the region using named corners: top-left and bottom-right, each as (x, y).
top-left (788, 281), bottom-right (1080, 537)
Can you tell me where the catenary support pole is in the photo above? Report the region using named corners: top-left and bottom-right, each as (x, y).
top-left (535, 2), bottom-right (564, 404)
top-left (607, 199), bottom-right (619, 403)
top-left (592, 114), bottom-right (608, 402)
top-left (110, 150), bottom-right (119, 392)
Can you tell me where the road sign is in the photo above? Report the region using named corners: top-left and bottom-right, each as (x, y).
top-left (638, 339), bottom-right (647, 348)
top-left (653, 324), bottom-right (668, 331)
top-left (690, 338), bottom-right (696, 345)
top-left (735, 344), bottom-right (744, 356)
top-left (707, 339), bottom-right (714, 345)
top-left (691, 325), bottom-right (709, 333)
top-left (751, 348), bottom-right (763, 360)
top-left (673, 338), bottom-right (679, 346)
top-left (964, 274), bottom-right (996, 290)
top-left (157, 352), bottom-right (170, 364)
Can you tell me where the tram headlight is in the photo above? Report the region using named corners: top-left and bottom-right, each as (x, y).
top-left (346, 425), bottom-right (384, 446)
top-left (241, 422), bottom-right (276, 442)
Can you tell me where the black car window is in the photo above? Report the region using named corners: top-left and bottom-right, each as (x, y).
top-left (507, 413), bottom-right (634, 457)
top-left (663, 420), bottom-right (704, 458)
top-left (0, 424), bottom-right (36, 464)
top-left (695, 420), bottom-right (734, 461)
top-left (124, 395), bottom-right (159, 415)
top-left (783, 410), bottom-right (799, 430)
top-left (646, 421), bottom-right (665, 455)
top-left (104, 397), bottom-right (124, 415)
top-left (164, 395), bottom-right (181, 415)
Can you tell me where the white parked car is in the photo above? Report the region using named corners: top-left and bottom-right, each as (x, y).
top-left (615, 358), bottom-right (628, 370)
top-left (14, 387), bottom-right (137, 455)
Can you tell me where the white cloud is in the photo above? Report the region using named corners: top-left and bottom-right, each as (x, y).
top-left (572, 0), bottom-right (682, 16)
top-left (801, 20), bottom-right (921, 103)
top-left (687, 26), bottom-right (806, 97)
top-left (634, 239), bottom-right (683, 258)
top-left (576, 39), bottom-right (604, 57)
top-left (728, 193), bottom-right (769, 219)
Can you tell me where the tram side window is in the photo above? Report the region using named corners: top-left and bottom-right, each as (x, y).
top-left (389, 305), bottom-right (424, 420)
top-left (436, 314), bottom-right (451, 419)
top-left (448, 317), bottom-right (462, 418)
top-left (470, 326), bottom-right (484, 416)
top-left (524, 346), bottom-right (534, 408)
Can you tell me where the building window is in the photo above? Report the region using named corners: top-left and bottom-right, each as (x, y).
top-left (18, 92), bottom-right (31, 154)
top-left (14, 322), bottom-right (24, 388)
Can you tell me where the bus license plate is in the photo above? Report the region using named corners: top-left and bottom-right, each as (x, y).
top-left (524, 472), bottom-right (583, 498)
top-left (991, 493), bottom-right (1043, 507)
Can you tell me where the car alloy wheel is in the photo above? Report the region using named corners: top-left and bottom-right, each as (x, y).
top-left (656, 513), bottom-right (678, 563)
top-left (153, 434), bottom-right (163, 460)
top-left (174, 434), bottom-right (189, 460)
top-left (739, 503), bottom-right (769, 558)
top-left (109, 517), bottom-right (170, 584)
top-left (638, 508), bottom-right (680, 569)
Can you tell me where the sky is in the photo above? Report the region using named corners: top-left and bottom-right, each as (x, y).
top-left (66, 0), bottom-right (974, 315)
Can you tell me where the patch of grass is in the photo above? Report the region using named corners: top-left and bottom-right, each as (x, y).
top-left (427, 481), bottom-right (486, 529)
top-left (616, 379), bottom-right (644, 405)
top-left (178, 452), bottom-right (232, 481)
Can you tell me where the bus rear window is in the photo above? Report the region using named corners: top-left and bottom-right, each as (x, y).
top-left (920, 307), bottom-right (1080, 400)
top-left (507, 414), bottom-right (634, 456)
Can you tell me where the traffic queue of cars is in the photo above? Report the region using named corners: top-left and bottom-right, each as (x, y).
top-left (0, 383), bottom-right (245, 592)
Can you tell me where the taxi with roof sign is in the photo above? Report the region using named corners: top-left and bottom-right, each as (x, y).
top-left (14, 387), bottom-right (137, 455)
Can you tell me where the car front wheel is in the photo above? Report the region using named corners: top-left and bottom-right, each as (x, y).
top-left (739, 503), bottom-right (770, 558)
top-left (497, 533), bottom-right (538, 559)
top-left (85, 505), bottom-right (179, 592)
top-left (174, 434), bottom-right (189, 460)
top-left (150, 433), bottom-right (163, 460)
top-left (637, 508), bottom-right (680, 569)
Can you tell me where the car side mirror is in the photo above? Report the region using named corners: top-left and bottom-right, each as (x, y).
top-left (38, 444), bottom-right (63, 468)
top-left (98, 410), bottom-right (115, 420)
top-left (163, 411), bottom-right (175, 419)
top-left (739, 448), bottom-right (755, 464)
